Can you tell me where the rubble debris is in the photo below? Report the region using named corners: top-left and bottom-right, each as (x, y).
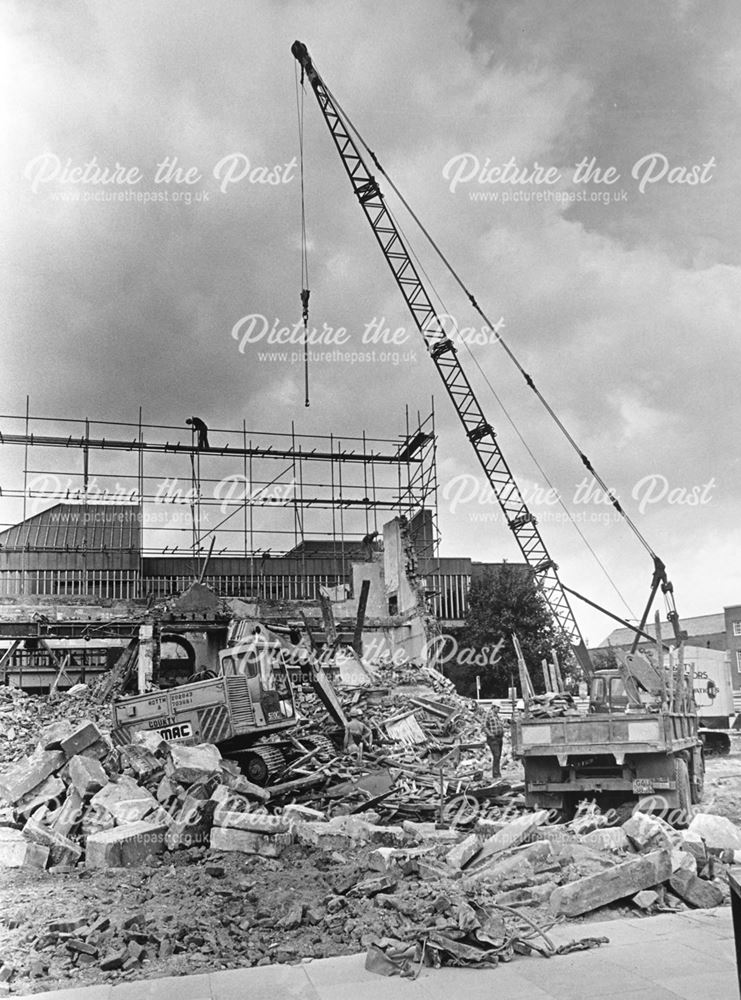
top-left (623, 812), bottom-right (676, 853)
top-left (209, 826), bottom-right (293, 856)
top-left (549, 850), bottom-right (672, 917)
top-left (0, 662), bottom-right (738, 995)
top-left (668, 869), bottom-right (725, 908)
top-left (688, 812), bottom-right (741, 852)
top-left (86, 820), bottom-right (168, 868)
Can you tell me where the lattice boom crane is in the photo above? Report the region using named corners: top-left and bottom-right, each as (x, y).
top-left (291, 40), bottom-right (594, 678)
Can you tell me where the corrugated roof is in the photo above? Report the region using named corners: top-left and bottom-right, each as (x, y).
top-left (0, 504), bottom-right (140, 551)
top-left (596, 611), bottom-right (727, 649)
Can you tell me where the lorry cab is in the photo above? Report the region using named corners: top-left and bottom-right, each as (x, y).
top-left (589, 671), bottom-right (630, 713)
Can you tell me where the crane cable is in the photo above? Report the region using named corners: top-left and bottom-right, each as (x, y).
top-left (385, 198), bottom-right (637, 620)
top-left (323, 81), bottom-right (657, 563)
top-left (295, 62), bottom-right (310, 407)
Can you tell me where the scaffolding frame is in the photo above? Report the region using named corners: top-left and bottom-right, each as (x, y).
top-left (0, 400), bottom-right (439, 600)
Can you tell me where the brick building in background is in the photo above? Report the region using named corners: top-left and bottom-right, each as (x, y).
top-left (596, 605), bottom-right (741, 689)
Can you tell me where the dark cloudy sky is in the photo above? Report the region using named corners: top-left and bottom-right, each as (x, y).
top-left (2, 0), bottom-right (740, 644)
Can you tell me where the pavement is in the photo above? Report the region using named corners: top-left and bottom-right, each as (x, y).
top-left (16, 907), bottom-right (738, 1000)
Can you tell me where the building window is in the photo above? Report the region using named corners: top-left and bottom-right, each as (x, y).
top-left (733, 621), bottom-right (741, 637)
top-left (737, 650), bottom-right (741, 672)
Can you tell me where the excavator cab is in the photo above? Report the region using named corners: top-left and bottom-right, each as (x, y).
top-left (219, 634), bottom-right (295, 727)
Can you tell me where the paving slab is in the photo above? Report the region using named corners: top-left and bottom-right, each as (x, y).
top-left (111, 973), bottom-right (212, 999)
top-left (511, 952), bottom-right (656, 1000)
top-left (661, 970), bottom-right (739, 999)
top-left (210, 963), bottom-right (319, 1000)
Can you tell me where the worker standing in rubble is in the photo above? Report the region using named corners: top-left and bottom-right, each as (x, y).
top-left (344, 708), bottom-right (372, 764)
top-left (484, 703), bottom-right (505, 780)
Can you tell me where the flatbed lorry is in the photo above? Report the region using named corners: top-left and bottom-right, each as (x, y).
top-left (512, 658), bottom-right (704, 816)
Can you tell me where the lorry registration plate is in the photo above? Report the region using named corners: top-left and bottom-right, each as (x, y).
top-left (632, 778), bottom-right (655, 793)
top-left (156, 722), bottom-right (192, 742)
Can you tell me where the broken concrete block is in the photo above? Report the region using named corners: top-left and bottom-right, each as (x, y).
top-left (79, 738), bottom-right (111, 763)
top-left (688, 813), bottom-right (741, 852)
top-left (368, 847), bottom-right (398, 872)
top-left (669, 868), bottom-right (724, 908)
top-left (581, 827), bottom-right (631, 853)
top-left (86, 820), bottom-right (168, 868)
top-left (218, 770), bottom-right (270, 801)
top-left (22, 817), bottom-right (82, 867)
top-left (282, 803), bottom-right (325, 824)
top-left (494, 885), bottom-right (551, 907)
top-left (446, 833), bottom-right (481, 870)
top-left (209, 825), bottom-right (292, 857)
top-left (671, 848), bottom-right (697, 875)
top-left (622, 813), bottom-right (675, 853)
top-left (90, 776), bottom-right (158, 826)
top-left (164, 797), bottom-right (215, 850)
top-left (365, 825), bottom-right (407, 847)
top-left (0, 751), bottom-right (65, 805)
top-left (293, 821), bottom-right (352, 852)
top-left (131, 730), bottom-right (167, 754)
top-left (214, 809), bottom-right (288, 835)
top-left (15, 775), bottom-right (66, 820)
top-left (59, 721), bottom-right (101, 759)
top-left (549, 849), bottom-right (672, 917)
top-left (156, 776), bottom-right (181, 807)
top-left (119, 744), bottom-right (163, 782)
top-left (465, 853), bottom-right (535, 887)
top-left (165, 743), bottom-right (222, 785)
top-left (680, 836), bottom-right (707, 864)
top-left (99, 949), bottom-right (127, 971)
top-left (0, 828), bottom-right (48, 869)
top-left (473, 810), bottom-right (549, 866)
top-left (68, 755), bottom-right (107, 798)
top-left (40, 721), bottom-right (75, 750)
top-left (632, 889), bottom-right (659, 910)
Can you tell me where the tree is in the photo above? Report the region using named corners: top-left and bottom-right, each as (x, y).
top-left (451, 562), bottom-right (574, 698)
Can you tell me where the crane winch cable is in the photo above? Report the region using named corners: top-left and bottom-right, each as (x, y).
top-left (383, 182), bottom-right (638, 621)
top-left (295, 61), bottom-right (311, 407)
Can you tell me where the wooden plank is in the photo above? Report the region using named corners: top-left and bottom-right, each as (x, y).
top-left (352, 579), bottom-right (371, 655)
top-left (512, 633), bottom-right (534, 704)
top-left (0, 639), bottom-right (21, 683)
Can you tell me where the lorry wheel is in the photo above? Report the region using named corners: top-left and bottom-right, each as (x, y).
top-left (690, 750), bottom-right (705, 804)
top-left (674, 757), bottom-right (692, 824)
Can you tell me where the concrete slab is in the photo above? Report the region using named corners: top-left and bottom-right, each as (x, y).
top-left (210, 964), bottom-right (318, 1000)
top-left (111, 973), bottom-right (212, 999)
top-left (512, 953), bottom-right (656, 999)
top-left (302, 953), bottom-right (390, 988)
top-left (605, 939), bottom-right (724, 978)
top-left (15, 987), bottom-right (113, 1000)
top-left (410, 966), bottom-right (553, 999)
top-left (661, 970), bottom-right (738, 999)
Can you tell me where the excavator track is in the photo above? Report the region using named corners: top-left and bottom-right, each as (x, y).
top-left (235, 745), bottom-right (287, 787)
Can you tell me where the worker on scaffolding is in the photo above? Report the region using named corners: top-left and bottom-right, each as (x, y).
top-left (344, 708), bottom-right (372, 764)
top-left (186, 416), bottom-right (210, 450)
